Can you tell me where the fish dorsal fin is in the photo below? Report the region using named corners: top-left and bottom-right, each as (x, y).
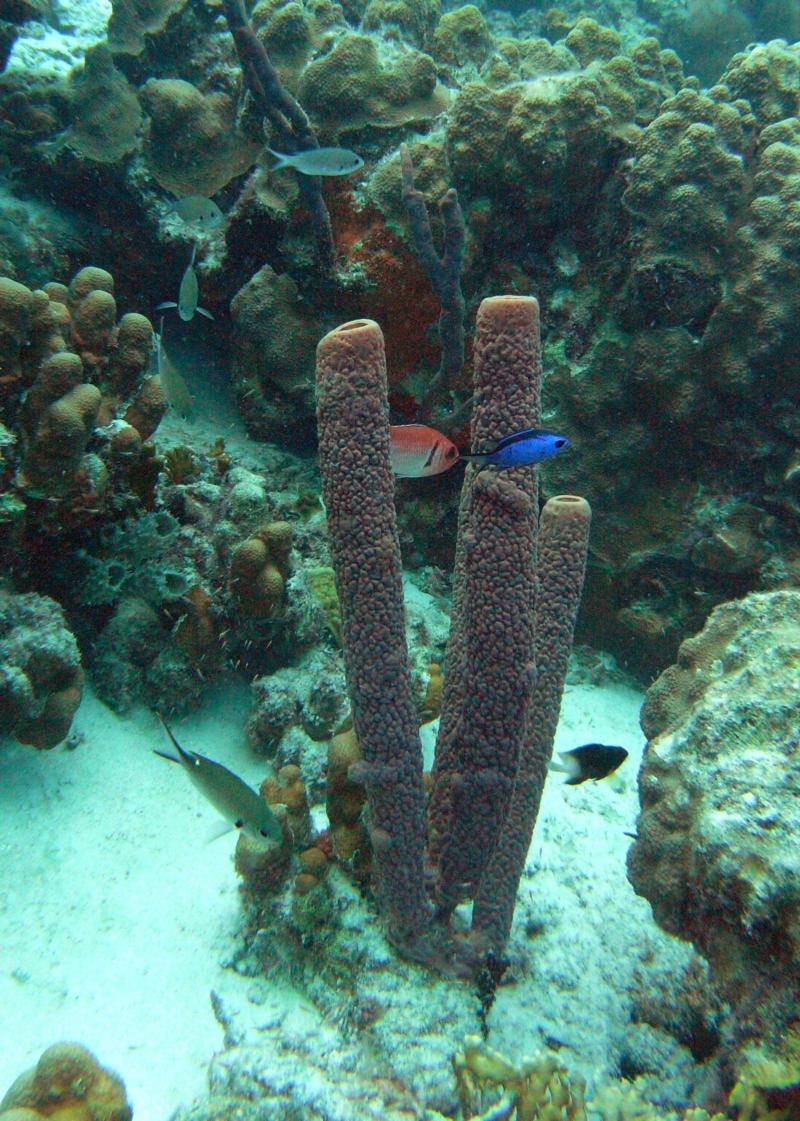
top-left (493, 427), bottom-right (549, 451)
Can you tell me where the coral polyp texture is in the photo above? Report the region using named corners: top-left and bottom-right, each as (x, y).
top-left (0, 1042), bottom-right (132, 1121)
top-left (0, 589), bottom-right (83, 748)
top-left (628, 590), bottom-right (800, 1071)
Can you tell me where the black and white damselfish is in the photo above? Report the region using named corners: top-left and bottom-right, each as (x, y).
top-left (549, 743), bottom-right (628, 785)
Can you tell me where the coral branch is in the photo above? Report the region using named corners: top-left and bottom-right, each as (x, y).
top-left (400, 143), bottom-right (465, 407)
top-left (221, 0), bottom-right (334, 272)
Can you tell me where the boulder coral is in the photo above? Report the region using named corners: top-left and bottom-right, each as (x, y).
top-left (65, 44), bottom-right (141, 164)
top-left (446, 23), bottom-right (685, 229)
top-left (0, 1042), bottom-right (132, 1121)
top-left (298, 32), bottom-right (447, 135)
top-left (107, 0), bottom-right (190, 55)
top-left (628, 590), bottom-right (800, 1060)
top-left (140, 77), bottom-right (261, 196)
top-left (230, 265), bottom-right (321, 445)
top-left (0, 589), bottom-right (83, 748)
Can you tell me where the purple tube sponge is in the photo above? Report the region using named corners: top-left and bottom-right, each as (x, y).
top-left (315, 318), bottom-right (430, 950)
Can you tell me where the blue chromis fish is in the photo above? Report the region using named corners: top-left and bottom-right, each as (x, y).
top-left (154, 713), bottom-right (282, 843)
top-left (167, 195), bottom-right (224, 230)
top-left (549, 743), bottom-right (628, 785)
top-left (268, 146), bottom-right (364, 176)
top-left (389, 424), bottom-right (460, 477)
top-left (156, 241), bottom-right (214, 323)
top-left (462, 428), bottom-right (569, 470)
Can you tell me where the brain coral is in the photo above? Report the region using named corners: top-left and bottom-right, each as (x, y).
top-left (0, 589), bottom-right (83, 749)
top-left (628, 590), bottom-right (800, 1049)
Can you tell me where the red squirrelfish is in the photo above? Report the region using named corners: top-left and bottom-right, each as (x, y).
top-left (389, 424), bottom-right (460, 478)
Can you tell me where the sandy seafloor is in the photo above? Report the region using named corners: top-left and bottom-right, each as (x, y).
top-left (0, 350), bottom-right (693, 1118)
top-left (0, 658), bottom-right (683, 1119)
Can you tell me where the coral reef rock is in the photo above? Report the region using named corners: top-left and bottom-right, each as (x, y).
top-left (0, 588), bottom-right (83, 749)
top-left (0, 1041), bottom-right (132, 1120)
top-left (628, 590), bottom-right (800, 1059)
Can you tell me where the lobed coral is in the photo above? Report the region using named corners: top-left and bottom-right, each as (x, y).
top-left (230, 521), bottom-right (293, 620)
top-left (0, 266), bottom-right (162, 537)
top-left (453, 1035), bottom-right (587, 1121)
top-left (0, 1042), bottom-right (131, 1121)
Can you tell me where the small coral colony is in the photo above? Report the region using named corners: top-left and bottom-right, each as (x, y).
top-left (0, 0), bottom-right (799, 1117)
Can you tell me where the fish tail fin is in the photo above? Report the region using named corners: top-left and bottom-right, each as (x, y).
top-left (267, 147), bottom-right (290, 170)
top-left (153, 747), bottom-right (181, 765)
top-left (155, 711), bottom-right (191, 762)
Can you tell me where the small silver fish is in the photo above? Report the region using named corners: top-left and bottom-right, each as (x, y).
top-left (156, 241), bottom-right (214, 323)
top-left (154, 713), bottom-right (282, 843)
top-left (151, 319), bottom-right (194, 419)
top-left (167, 195), bottom-right (224, 229)
top-left (268, 146), bottom-right (364, 177)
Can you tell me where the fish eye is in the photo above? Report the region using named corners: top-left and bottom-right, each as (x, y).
top-left (234, 818), bottom-right (244, 829)
top-left (260, 828), bottom-right (271, 837)
top-left (555, 438), bottom-right (567, 447)
top-left (446, 447), bottom-right (457, 459)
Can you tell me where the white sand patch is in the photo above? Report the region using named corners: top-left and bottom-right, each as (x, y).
top-left (0, 676), bottom-right (270, 1119)
top-left (0, 662), bottom-right (685, 1118)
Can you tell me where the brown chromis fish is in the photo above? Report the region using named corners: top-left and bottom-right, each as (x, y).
top-left (167, 195), bottom-right (224, 230)
top-left (156, 241), bottom-right (214, 323)
top-left (389, 424), bottom-right (460, 477)
top-left (462, 428), bottom-right (569, 470)
top-left (268, 146), bottom-right (364, 176)
top-left (154, 714), bottom-right (282, 842)
top-left (549, 743), bottom-right (628, 785)
top-left (151, 318), bottom-right (194, 419)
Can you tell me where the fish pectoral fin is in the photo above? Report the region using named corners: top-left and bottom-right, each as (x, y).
top-left (156, 301), bottom-right (177, 311)
top-left (205, 822), bottom-right (235, 845)
top-left (196, 306), bottom-right (215, 320)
